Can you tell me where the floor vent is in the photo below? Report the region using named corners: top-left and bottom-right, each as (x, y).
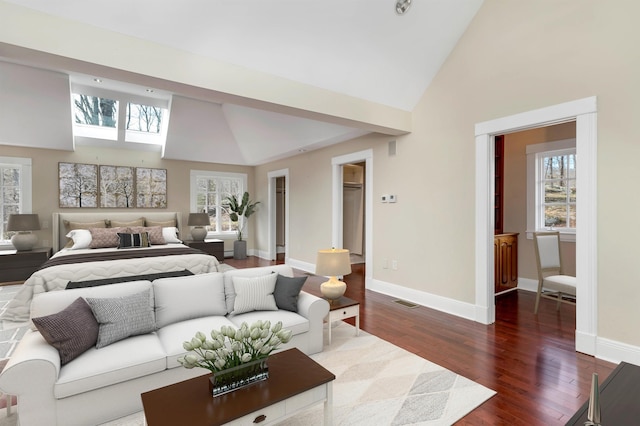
top-left (394, 299), bottom-right (418, 309)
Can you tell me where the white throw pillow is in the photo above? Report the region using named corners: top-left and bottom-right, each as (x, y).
top-left (162, 227), bottom-right (182, 243)
top-left (231, 273), bottom-right (278, 315)
top-left (65, 229), bottom-right (92, 250)
top-left (153, 272), bottom-right (226, 327)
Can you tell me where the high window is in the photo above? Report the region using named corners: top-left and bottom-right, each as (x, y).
top-left (527, 139), bottom-right (576, 240)
top-left (0, 157), bottom-right (32, 245)
top-left (190, 171), bottom-right (247, 237)
top-left (71, 84), bottom-right (168, 148)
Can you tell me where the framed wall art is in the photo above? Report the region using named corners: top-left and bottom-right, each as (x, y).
top-left (136, 167), bottom-right (167, 208)
top-left (58, 162), bottom-right (98, 208)
top-left (99, 165), bottom-right (135, 208)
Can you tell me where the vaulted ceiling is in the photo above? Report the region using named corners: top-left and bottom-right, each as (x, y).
top-left (0, 0), bottom-right (484, 165)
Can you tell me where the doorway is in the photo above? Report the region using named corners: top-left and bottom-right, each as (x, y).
top-left (332, 150), bottom-right (373, 289)
top-left (342, 162), bottom-right (365, 265)
top-left (474, 96), bottom-right (597, 355)
top-left (268, 169), bottom-right (289, 262)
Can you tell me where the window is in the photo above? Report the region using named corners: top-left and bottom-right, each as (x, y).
top-left (190, 170), bottom-right (246, 237)
top-left (526, 139), bottom-right (576, 241)
top-left (0, 157), bottom-right (32, 245)
top-left (71, 84), bottom-right (168, 148)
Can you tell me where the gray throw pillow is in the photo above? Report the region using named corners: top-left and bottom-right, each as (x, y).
top-left (87, 289), bottom-right (156, 348)
top-left (32, 297), bottom-right (99, 365)
top-left (274, 274), bottom-right (307, 312)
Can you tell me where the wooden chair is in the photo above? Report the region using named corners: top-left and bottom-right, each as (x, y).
top-left (532, 231), bottom-right (577, 314)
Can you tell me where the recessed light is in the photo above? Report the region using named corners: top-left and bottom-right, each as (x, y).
top-left (93, 78), bottom-right (102, 83)
top-left (298, 149), bottom-right (307, 153)
top-left (395, 0), bottom-right (411, 15)
top-left (146, 88), bottom-right (154, 93)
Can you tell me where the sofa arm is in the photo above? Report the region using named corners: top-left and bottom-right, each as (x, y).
top-left (0, 330), bottom-right (60, 426)
top-left (296, 292), bottom-right (329, 354)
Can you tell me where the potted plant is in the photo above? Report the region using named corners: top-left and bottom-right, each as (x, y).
top-left (225, 191), bottom-right (260, 259)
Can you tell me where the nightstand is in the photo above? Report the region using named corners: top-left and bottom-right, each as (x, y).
top-left (0, 247), bottom-right (52, 285)
top-left (183, 239), bottom-right (224, 262)
top-left (325, 295), bottom-right (360, 345)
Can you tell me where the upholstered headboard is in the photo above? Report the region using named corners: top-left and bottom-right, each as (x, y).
top-left (52, 212), bottom-right (183, 252)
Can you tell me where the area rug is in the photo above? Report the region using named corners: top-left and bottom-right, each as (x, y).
top-left (0, 323), bottom-right (495, 426)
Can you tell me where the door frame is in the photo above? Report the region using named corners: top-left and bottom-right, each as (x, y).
top-left (267, 168), bottom-right (289, 261)
top-left (474, 96), bottom-right (597, 355)
top-left (332, 149), bottom-right (373, 289)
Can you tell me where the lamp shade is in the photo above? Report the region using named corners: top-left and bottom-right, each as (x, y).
top-left (188, 213), bottom-right (210, 226)
top-left (315, 249), bottom-right (351, 277)
top-left (7, 214), bottom-right (40, 231)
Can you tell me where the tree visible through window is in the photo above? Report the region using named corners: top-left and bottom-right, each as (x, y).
top-left (538, 149), bottom-right (576, 229)
top-left (73, 94), bottom-right (118, 128)
top-left (0, 157), bottom-right (32, 244)
top-left (191, 171), bottom-right (245, 235)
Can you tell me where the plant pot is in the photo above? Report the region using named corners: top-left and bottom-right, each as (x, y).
top-left (208, 358), bottom-right (269, 396)
top-left (233, 240), bottom-right (247, 260)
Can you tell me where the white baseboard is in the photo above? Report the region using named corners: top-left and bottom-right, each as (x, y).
top-left (369, 278), bottom-right (477, 321)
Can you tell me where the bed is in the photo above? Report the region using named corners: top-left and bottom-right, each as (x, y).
top-left (1, 212), bottom-right (221, 323)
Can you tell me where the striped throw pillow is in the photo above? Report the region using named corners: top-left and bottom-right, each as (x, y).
top-left (117, 232), bottom-right (151, 249)
top-left (231, 273), bottom-right (278, 315)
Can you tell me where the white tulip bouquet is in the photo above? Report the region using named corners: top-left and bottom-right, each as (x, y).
top-left (178, 320), bottom-right (293, 373)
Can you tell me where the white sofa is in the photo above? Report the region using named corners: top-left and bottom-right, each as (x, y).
top-left (0, 265), bottom-right (329, 426)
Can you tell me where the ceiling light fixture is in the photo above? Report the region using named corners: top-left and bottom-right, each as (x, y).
top-left (146, 88), bottom-right (154, 93)
top-left (395, 0), bottom-right (411, 15)
top-left (93, 78), bottom-right (102, 83)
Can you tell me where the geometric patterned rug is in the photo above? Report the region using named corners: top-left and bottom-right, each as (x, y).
top-left (0, 322), bottom-right (495, 426)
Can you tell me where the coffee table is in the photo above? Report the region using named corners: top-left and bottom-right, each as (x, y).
top-left (325, 296), bottom-right (360, 345)
top-left (141, 348), bottom-right (335, 425)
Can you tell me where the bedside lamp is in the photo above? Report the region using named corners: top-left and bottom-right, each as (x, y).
top-left (188, 213), bottom-right (210, 241)
top-left (315, 248), bottom-right (351, 300)
top-left (7, 214), bottom-right (40, 251)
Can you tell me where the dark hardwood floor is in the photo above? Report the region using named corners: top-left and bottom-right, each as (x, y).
top-left (223, 256), bottom-right (616, 425)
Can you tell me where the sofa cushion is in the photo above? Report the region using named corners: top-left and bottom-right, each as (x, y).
top-left (228, 310), bottom-right (309, 336)
top-left (157, 316), bottom-right (237, 369)
top-left (274, 274), bottom-right (307, 312)
top-left (87, 289), bottom-right (156, 348)
top-left (32, 297), bottom-right (99, 365)
top-left (223, 265), bottom-right (295, 313)
top-left (231, 274), bottom-right (278, 315)
top-left (54, 333), bottom-right (166, 399)
top-left (153, 272), bottom-right (227, 328)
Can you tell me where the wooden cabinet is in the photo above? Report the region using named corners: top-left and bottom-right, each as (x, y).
top-left (494, 233), bottom-right (518, 294)
top-left (183, 240), bottom-right (225, 262)
top-left (0, 247), bottom-right (52, 284)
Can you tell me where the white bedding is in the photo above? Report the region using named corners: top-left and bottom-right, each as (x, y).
top-left (1, 244), bottom-right (221, 322)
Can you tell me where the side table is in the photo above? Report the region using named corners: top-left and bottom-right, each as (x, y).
top-left (183, 239), bottom-right (224, 262)
top-left (0, 247), bottom-right (52, 285)
top-left (325, 296), bottom-right (360, 345)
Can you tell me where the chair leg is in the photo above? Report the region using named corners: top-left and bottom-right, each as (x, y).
top-left (556, 292), bottom-right (562, 311)
top-left (534, 291), bottom-right (541, 314)
top-left (6, 394), bottom-right (11, 416)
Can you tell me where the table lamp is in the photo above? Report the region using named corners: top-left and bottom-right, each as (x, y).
top-left (7, 213), bottom-right (40, 251)
top-left (315, 248), bottom-right (351, 300)
top-left (188, 213), bottom-right (210, 241)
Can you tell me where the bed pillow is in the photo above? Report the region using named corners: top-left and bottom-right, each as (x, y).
top-left (65, 229), bottom-right (93, 250)
top-left (63, 219), bottom-right (107, 233)
top-left (89, 227), bottom-right (129, 249)
top-left (117, 232), bottom-right (151, 249)
top-left (231, 273), bottom-right (278, 315)
top-left (109, 217), bottom-right (145, 228)
top-left (273, 274), bottom-right (307, 312)
top-left (32, 297), bottom-right (99, 365)
top-left (86, 289), bottom-right (156, 349)
top-left (162, 227), bottom-right (181, 243)
top-left (145, 218), bottom-right (176, 228)
top-left (129, 226), bottom-right (166, 245)
top-left (154, 273), bottom-right (227, 327)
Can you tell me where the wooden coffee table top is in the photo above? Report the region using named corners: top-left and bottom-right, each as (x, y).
top-left (141, 348), bottom-right (335, 426)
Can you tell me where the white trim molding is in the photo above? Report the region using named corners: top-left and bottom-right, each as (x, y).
top-left (474, 96), bottom-right (598, 356)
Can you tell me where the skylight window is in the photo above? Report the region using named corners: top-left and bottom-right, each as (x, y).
top-left (71, 83), bottom-right (169, 149)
